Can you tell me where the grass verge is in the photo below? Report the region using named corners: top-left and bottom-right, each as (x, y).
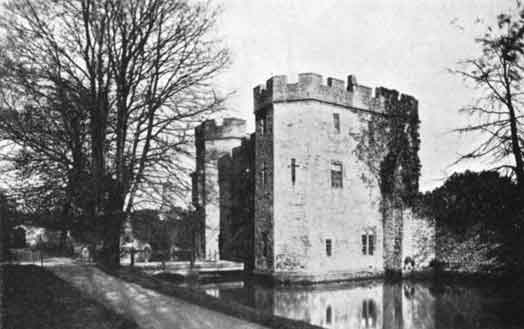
top-left (1, 265), bottom-right (139, 329)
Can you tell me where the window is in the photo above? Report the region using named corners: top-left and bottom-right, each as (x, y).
top-left (362, 234), bottom-right (375, 256)
top-left (326, 239), bottom-right (332, 257)
top-left (331, 161), bottom-right (343, 188)
top-left (262, 232), bottom-right (269, 257)
top-left (368, 235), bottom-right (375, 256)
top-left (326, 306), bottom-right (332, 324)
top-left (333, 113), bottom-right (340, 133)
top-left (291, 158), bottom-right (297, 185)
top-left (260, 162), bottom-right (267, 186)
top-left (257, 113), bottom-right (267, 135)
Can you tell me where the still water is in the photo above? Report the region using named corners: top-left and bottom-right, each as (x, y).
top-left (198, 278), bottom-right (522, 329)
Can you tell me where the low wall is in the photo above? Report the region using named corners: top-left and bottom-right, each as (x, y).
top-left (401, 209), bottom-right (436, 273)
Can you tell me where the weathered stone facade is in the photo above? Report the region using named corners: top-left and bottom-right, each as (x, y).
top-left (218, 135), bottom-right (255, 269)
top-left (250, 73), bottom-right (432, 282)
top-left (401, 209), bottom-right (436, 272)
top-left (197, 72), bottom-right (434, 281)
top-left (192, 118), bottom-right (247, 260)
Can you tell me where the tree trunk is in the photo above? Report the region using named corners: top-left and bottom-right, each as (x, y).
top-left (503, 66), bottom-right (524, 192)
top-left (101, 212), bottom-right (124, 268)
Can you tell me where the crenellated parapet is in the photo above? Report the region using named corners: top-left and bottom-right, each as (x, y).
top-left (253, 73), bottom-right (417, 116)
top-left (254, 73), bottom-right (374, 113)
top-left (195, 117), bottom-right (247, 141)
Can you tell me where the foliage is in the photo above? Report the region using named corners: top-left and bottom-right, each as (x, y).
top-left (420, 171), bottom-right (520, 235)
top-left (378, 90), bottom-right (421, 204)
top-left (420, 170), bottom-right (523, 271)
top-left (451, 4), bottom-right (524, 189)
top-left (0, 0), bottom-right (230, 265)
top-left (130, 208), bottom-right (193, 252)
top-left (353, 88), bottom-right (421, 206)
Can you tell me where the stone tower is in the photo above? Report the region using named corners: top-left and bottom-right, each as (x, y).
top-left (251, 73), bottom-right (425, 282)
top-left (192, 118), bottom-right (247, 260)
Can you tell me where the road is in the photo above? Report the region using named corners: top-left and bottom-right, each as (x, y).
top-left (47, 260), bottom-right (268, 329)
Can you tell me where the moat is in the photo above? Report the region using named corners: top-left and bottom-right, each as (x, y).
top-left (193, 277), bottom-right (521, 329)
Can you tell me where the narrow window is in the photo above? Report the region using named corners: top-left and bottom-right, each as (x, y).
top-left (257, 113), bottom-right (267, 136)
top-left (330, 161), bottom-right (343, 188)
top-left (333, 113), bottom-right (340, 133)
top-left (326, 239), bottom-right (332, 257)
top-left (291, 158), bottom-right (296, 185)
top-left (326, 306), bottom-right (332, 324)
top-left (368, 235), bottom-right (375, 256)
top-left (362, 235), bottom-right (367, 255)
top-left (260, 162), bottom-right (267, 186)
top-left (262, 232), bottom-right (269, 257)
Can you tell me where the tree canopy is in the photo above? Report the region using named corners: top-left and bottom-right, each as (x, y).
top-left (0, 0), bottom-right (230, 265)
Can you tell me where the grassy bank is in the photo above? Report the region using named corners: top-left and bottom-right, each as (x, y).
top-left (1, 265), bottom-right (139, 329)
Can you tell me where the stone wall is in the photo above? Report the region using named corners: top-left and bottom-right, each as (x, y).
top-left (254, 105), bottom-right (274, 273)
top-left (382, 197), bottom-right (404, 275)
top-left (218, 135), bottom-right (255, 269)
top-left (192, 118), bottom-right (246, 260)
top-left (271, 100), bottom-right (384, 279)
top-left (401, 209), bottom-right (436, 272)
top-left (251, 72), bottom-right (425, 282)
top-left (0, 198), bottom-right (5, 261)
top-left (254, 73), bottom-right (373, 113)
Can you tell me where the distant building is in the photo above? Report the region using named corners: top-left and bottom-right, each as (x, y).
top-left (191, 118), bottom-right (247, 260)
top-left (194, 73), bottom-right (435, 282)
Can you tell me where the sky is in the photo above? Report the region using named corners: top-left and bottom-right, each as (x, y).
top-left (212, 0), bottom-right (516, 191)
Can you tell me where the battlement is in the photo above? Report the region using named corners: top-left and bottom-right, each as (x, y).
top-left (253, 73), bottom-right (417, 114)
top-left (195, 117), bottom-right (247, 141)
top-left (231, 134), bottom-right (255, 160)
top-left (254, 73), bottom-right (373, 112)
top-left (375, 87), bottom-right (418, 108)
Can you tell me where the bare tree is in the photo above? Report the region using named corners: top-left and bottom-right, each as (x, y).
top-left (0, 0), bottom-right (230, 266)
top-left (451, 5), bottom-right (524, 191)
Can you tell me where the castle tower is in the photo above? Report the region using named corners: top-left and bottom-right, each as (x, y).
top-left (192, 118), bottom-right (247, 260)
top-left (252, 73), bottom-right (421, 282)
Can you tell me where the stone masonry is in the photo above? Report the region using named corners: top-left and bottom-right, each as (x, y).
top-left (196, 72), bottom-right (434, 281)
top-left (192, 118), bottom-right (247, 260)
top-left (250, 73), bottom-right (433, 282)
top-left (253, 73), bottom-right (385, 281)
top-left (218, 134), bottom-right (255, 269)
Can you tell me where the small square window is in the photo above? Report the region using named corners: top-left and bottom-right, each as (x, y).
top-left (333, 113), bottom-right (340, 133)
top-left (326, 239), bottom-right (332, 257)
top-left (331, 162), bottom-right (343, 188)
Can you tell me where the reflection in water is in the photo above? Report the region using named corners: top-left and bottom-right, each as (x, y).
top-left (198, 279), bottom-right (520, 329)
top-left (362, 299), bottom-right (377, 328)
top-left (326, 305), bottom-right (332, 325)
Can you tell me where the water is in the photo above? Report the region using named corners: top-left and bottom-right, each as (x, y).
top-left (197, 278), bottom-right (523, 329)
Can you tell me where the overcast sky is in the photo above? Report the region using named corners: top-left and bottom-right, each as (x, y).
top-left (213, 0), bottom-right (515, 191)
